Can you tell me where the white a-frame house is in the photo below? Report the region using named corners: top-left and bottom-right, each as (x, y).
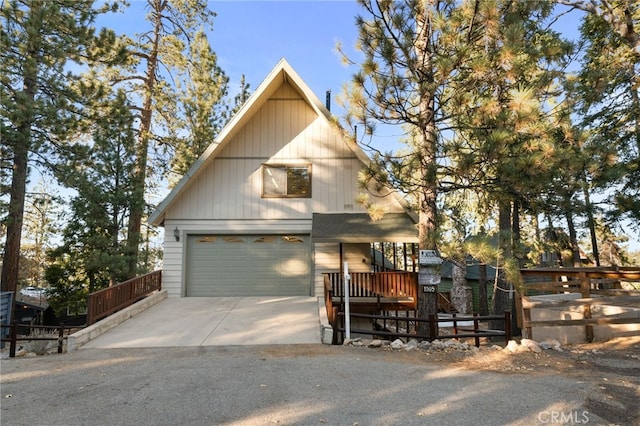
top-left (150, 59), bottom-right (417, 298)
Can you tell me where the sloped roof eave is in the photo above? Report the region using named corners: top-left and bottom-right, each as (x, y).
top-left (312, 213), bottom-right (418, 243)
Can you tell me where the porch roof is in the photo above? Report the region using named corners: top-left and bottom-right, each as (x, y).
top-left (312, 213), bottom-right (418, 243)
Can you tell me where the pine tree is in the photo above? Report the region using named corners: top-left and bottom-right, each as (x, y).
top-left (339, 0), bottom-right (492, 335)
top-left (170, 28), bottom-right (229, 182)
top-left (0, 0), bottom-right (119, 293)
top-left (56, 90), bottom-right (136, 291)
top-left (21, 181), bottom-right (62, 289)
top-left (573, 3), bottom-right (640, 227)
top-left (86, 0), bottom-right (228, 277)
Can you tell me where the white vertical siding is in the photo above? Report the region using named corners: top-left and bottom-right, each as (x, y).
top-left (160, 238), bottom-right (183, 297)
top-left (165, 82), bottom-right (404, 223)
top-left (312, 243), bottom-right (373, 296)
top-left (313, 242), bottom-right (340, 296)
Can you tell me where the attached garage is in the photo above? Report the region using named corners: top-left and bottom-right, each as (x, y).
top-left (185, 234), bottom-right (311, 297)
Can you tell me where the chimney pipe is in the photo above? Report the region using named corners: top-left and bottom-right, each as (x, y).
top-left (325, 90), bottom-right (331, 111)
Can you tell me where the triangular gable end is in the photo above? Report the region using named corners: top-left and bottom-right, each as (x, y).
top-left (149, 58), bottom-right (404, 226)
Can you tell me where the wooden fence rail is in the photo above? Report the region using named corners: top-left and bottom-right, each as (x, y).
top-left (86, 270), bottom-right (162, 325)
top-left (0, 322), bottom-right (76, 357)
top-left (518, 267), bottom-right (640, 342)
top-left (334, 311), bottom-right (512, 346)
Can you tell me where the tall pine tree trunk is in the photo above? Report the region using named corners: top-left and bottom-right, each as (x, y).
top-left (582, 179), bottom-right (600, 266)
top-left (451, 259), bottom-right (472, 314)
top-left (1, 21), bottom-right (39, 293)
top-left (415, 4), bottom-right (440, 338)
top-left (563, 195), bottom-right (581, 267)
top-left (125, 1), bottom-right (162, 279)
top-left (491, 200), bottom-right (512, 331)
top-left (1, 132), bottom-right (29, 294)
top-left (512, 199), bottom-right (523, 266)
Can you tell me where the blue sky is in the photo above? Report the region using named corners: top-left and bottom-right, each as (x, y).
top-left (211, 1), bottom-right (361, 100)
top-left (106, 1), bottom-right (585, 150)
top-left (105, 1), bottom-right (362, 117)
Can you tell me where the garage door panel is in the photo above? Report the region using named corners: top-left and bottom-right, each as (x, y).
top-left (186, 234), bottom-right (310, 297)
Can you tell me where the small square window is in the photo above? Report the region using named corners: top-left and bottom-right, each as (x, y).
top-left (262, 164), bottom-right (311, 198)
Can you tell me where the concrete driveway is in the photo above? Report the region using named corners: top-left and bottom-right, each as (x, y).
top-left (80, 296), bottom-right (322, 349)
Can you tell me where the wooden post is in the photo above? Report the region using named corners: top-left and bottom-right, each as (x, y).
top-left (523, 300), bottom-right (532, 339)
top-left (579, 271), bottom-right (594, 342)
top-left (417, 250), bottom-right (441, 339)
top-left (9, 321), bottom-right (17, 358)
top-left (504, 310), bottom-right (512, 343)
top-left (428, 314), bottom-right (437, 342)
top-left (473, 313), bottom-right (480, 348)
top-left (58, 324), bottom-right (64, 354)
top-left (452, 313), bottom-right (458, 337)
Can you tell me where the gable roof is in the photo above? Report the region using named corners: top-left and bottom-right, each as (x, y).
top-left (149, 58), bottom-right (403, 227)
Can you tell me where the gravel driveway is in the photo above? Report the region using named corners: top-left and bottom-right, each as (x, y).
top-left (1, 344), bottom-right (624, 425)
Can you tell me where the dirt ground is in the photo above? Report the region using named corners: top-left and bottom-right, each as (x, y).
top-left (2, 335), bottom-right (638, 425)
top-left (442, 337), bottom-right (640, 426)
top-left (262, 336), bottom-right (640, 425)
top-left (407, 336), bottom-right (640, 425)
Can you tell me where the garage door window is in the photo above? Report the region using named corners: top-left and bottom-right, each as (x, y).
top-left (282, 236), bottom-right (304, 243)
top-left (254, 236), bottom-right (275, 243)
top-left (223, 236), bottom-right (245, 243)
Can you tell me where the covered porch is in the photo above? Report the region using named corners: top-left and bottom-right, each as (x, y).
top-left (313, 213), bottom-right (418, 341)
top-left (311, 213), bottom-right (460, 342)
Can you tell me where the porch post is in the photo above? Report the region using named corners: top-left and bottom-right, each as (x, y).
top-left (344, 262), bottom-right (351, 340)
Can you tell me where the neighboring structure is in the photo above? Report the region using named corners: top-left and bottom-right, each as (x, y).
top-left (149, 59), bottom-right (418, 298)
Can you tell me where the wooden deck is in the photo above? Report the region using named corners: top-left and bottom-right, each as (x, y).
top-left (322, 271), bottom-right (459, 329)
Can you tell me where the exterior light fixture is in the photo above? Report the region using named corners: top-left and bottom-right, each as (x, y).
top-left (173, 226), bottom-right (180, 242)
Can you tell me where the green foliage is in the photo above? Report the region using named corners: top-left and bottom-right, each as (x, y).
top-left (574, 9), bottom-right (640, 228)
top-left (0, 0), bottom-right (120, 292)
top-left (80, 0), bottom-right (230, 277)
top-left (20, 182), bottom-right (63, 287)
top-left (340, 0), bottom-right (482, 249)
top-left (169, 28), bottom-right (230, 183)
top-left (44, 253), bottom-right (88, 316)
top-left (55, 90), bottom-right (136, 290)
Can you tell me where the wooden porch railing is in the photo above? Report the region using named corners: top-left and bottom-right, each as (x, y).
top-left (86, 270), bottom-right (162, 325)
top-left (324, 271), bottom-right (418, 344)
top-left (324, 271), bottom-right (418, 300)
top-left (323, 271), bottom-right (418, 317)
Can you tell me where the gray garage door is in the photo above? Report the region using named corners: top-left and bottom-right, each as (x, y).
top-left (186, 234), bottom-right (310, 297)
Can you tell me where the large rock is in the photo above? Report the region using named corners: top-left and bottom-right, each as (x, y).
top-left (521, 338), bottom-right (542, 353)
top-left (390, 339), bottom-right (405, 349)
